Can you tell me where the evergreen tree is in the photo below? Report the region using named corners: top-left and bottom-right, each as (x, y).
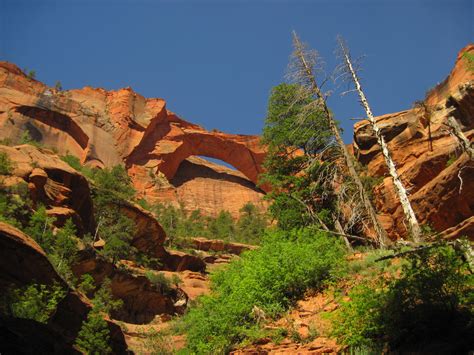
top-left (25, 205), bottom-right (56, 253)
top-left (75, 309), bottom-right (112, 354)
top-left (261, 83), bottom-right (335, 230)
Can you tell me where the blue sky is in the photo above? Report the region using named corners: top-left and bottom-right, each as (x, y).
top-left (1, 0), bottom-right (472, 143)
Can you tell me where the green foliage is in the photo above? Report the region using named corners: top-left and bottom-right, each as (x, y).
top-left (183, 227), bottom-right (347, 353)
top-left (0, 152), bottom-right (13, 175)
top-left (0, 182), bottom-right (32, 228)
top-left (55, 81), bottom-right (63, 91)
top-left (135, 252), bottom-right (162, 269)
top-left (360, 174), bottom-right (384, 203)
top-left (331, 244), bottom-right (474, 352)
top-left (462, 52), bottom-right (474, 72)
top-left (260, 83), bottom-right (336, 230)
top-left (446, 153), bottom-right (458, 167)
top-left (145, 271), bottom-right (173, 295)
top-left (208, 210), bottom-right (235, 240)
top-left (98, 208), bottom-right (136, 264)
top-left (3, 283), bottom-right (66, 324)
top-left (75, 309), bottom-right (112, 354)
top-left (61, 155), bottom-right (135, 200)
top-left (92, 278), bottom-right (123, 315)
top-left (170, 274), bottom-right (182, 287)
top-left (60, 154), bottom-right (85, 173)
top-left (26, 70), bottom-right (36, 80)
top-left (61, 155), bottom-right (138, 262)
top-left (19, 130), bottom-right (41, 147)
top-left (262, 83), bottom-right (330, 154)
top-left (153, 202), bottom-right (268, 247)
top-left (235, 202), bottom-right (268, 244)
top-left (92, 165), bottom-right (136, 200)
top-left (25, 205), bottom-right (56, 253)
top-left (78, 274), bottom-right (96, 297)
top-left (138, 327), bottom-right (175, 354)
top-left (49, 219), bottom-right (79, 284)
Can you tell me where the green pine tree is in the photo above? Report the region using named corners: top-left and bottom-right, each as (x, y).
top-left (75, 309), bottom-right (112, 354)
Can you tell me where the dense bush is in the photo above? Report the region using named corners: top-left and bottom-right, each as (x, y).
top-left (331, 244), bottom-right (474, 352)
top-left (91, 278), bottom-right (123, 315)
top-left (0, 152), bottom-right (13, 175)
top-left (145, 271), bottom-right (174, 295)
top-left (2, 283), bottom-right (66, 324)
top-left (0, 182), bottom-right (31, 228)
top-left (183, 227), bottom-right (347, 353)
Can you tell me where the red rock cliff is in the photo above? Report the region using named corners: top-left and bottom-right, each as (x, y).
top-left (0, 65), bottom-right (267, 217)
top-left (353, 44), bottom-right (474, 240)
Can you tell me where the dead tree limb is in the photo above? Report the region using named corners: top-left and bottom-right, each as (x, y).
top-left (337, 36), bottom-right (422, 243)
top-left (290, 31), bottom-right (389, 247)
top-left (446, 116), bottom-right (474, 159)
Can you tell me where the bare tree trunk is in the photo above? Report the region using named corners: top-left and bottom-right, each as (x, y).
top-left (291, 32), bottom-right (389, 247)
top-left (446, 116), bottom-right (474, 159)
top-left (338, 37), bottom-right (422, 242)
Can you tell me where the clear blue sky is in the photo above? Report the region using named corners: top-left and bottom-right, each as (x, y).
top-left (1, 0), bottom-right (472, 142)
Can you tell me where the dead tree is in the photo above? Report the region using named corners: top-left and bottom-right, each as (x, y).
top-left (445, 116), bottom-right (474, 159)
top-left (413, 101), bottom-right (434, 152)
top-left (336, 36), bottom-right (422, 242)
top-left (290, 31), bottom-right (389, 247)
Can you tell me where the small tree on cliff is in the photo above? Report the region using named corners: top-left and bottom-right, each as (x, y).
top-left (75, 309), bottom-right (112, 354)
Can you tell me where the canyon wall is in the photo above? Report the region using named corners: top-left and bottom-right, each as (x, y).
top-left (0, 43), bottom-right (472, 239)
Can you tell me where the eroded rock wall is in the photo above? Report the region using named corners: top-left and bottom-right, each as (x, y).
top-left (353, 44), bottom-right (474, 240)
top-left (0, 63), bottom-right (267, 218)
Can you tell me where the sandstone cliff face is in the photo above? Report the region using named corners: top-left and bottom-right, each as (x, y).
top-left (0, 144), bottom-right (208, 273)
top-left (1, 44), bottom-right (473, 241)
top-left (0, 64), bottom-right (267, 218)
top-left (353, 44), bottom-right (474, 239)
top-left (164, 156), bottom-right (268, 218)
top-left (0, 144), bottom-right (95, 235)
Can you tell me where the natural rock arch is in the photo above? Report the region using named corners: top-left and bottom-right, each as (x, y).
top-left (126, 113), bottom-right (268, 191)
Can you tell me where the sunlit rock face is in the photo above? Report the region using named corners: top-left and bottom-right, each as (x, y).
top-left (353, 44), bottom-right (474, 240)
top-left (1, 44), bottom-right (472, 241)
top-left (0, 62), bottom-right (268, 217)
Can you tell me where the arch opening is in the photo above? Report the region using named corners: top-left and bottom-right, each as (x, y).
top-left (170, 155), bottom-right (265, 194)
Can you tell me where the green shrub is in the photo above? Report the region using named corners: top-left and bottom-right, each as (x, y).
top-left (19, 130), bottom-right (41, 147)
top-left (78, 274), bottom-right (96, 297)
top-left (75, 309), bottom-right (112, 354)
top-left (145, 271), bottom-right (173, 295)
top-left (331, 244), bottom-right (473, 352)
top-left (92, 165), bottom-right (136, 200)
top-left (49, 219), bottom-right (79, 284)
top-left (0, 182), bottom-right (32, 228)
top-left (60, 154), bottom-right (84, 172)
top-left (25, 205), bottom-right (56, 253)
top-left (3, 283), bottom-right (66, 323)
top-left (462, 52), bottom-right (474, 72)
top-left (0, 152), bottom-right (13, 175)
top-left (92, 278), bottom-right (123, 315)
top-left (182, 227), bottom-right (347, 353)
